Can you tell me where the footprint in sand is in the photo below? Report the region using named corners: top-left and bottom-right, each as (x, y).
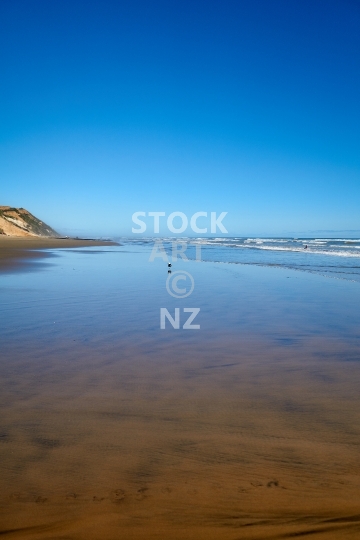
top-left (110, 489), bottom-right (125, 503)
top-left (35, 496), bottom-right (47, 503)
top-left (267, 480), bottom-right (279, 488)
top-left (93, 496), bottom-right (105, 502)
top-left (66, 492), bottom-right (78, 500)
top-left (135, 487), bottom-right (148, 501)
top-left (250, 481), bottom-right (263, 487)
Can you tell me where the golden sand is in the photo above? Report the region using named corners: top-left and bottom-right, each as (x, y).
top-left (1, 335), bottom-right (360, 539)
top-left (0, 237), bottom-right (117, 272)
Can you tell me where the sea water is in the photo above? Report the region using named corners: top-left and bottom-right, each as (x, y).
top-left (122, 236), bottom-right (360, 283)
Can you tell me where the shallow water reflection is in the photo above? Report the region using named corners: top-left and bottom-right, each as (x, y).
top-left (1, 245), bottom-right (360, 539)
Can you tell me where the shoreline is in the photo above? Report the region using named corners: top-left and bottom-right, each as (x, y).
top-left (1, 244), bottom-right (360, 538)
top-left (0, 236), bottom-right (118, 272)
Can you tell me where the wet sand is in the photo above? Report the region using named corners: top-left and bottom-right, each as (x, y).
top-left (1, 336), bottom-right (360, 539)
top-left (0, 237), bottom-right (118, 272)
top-left (1, 245), bottom-right (360, 538)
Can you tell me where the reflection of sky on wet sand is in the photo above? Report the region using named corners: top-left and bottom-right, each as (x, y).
top-left (1, 245), bottom-right (360, 539)
top-left (2, 244), bottom-right (360, 345)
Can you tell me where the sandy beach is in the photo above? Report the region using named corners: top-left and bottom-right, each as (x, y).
top-left (0, 237), bottom-right (118, 272)
top-left (2, 0), bottom-right (359, 536)
top-left (1, 245), bottom-right (360, 539)
top-left (1, 338), bottom-right (360, 539)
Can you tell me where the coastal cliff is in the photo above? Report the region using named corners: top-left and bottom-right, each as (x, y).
top-left (0, 206), bottom-right (59, 237)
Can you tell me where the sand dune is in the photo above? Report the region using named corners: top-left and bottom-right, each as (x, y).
top-left (0, 206), bottom-right (58, 237)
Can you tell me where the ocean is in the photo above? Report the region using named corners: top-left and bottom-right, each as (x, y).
top-left (122, 236), bottom-right (360, 282)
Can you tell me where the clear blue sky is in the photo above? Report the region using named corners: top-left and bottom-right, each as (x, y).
top-left (1, 0), bottom-right (359, 237)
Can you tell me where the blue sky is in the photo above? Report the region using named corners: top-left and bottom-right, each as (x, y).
top-left (1, 0), bottom-right (359, 237)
